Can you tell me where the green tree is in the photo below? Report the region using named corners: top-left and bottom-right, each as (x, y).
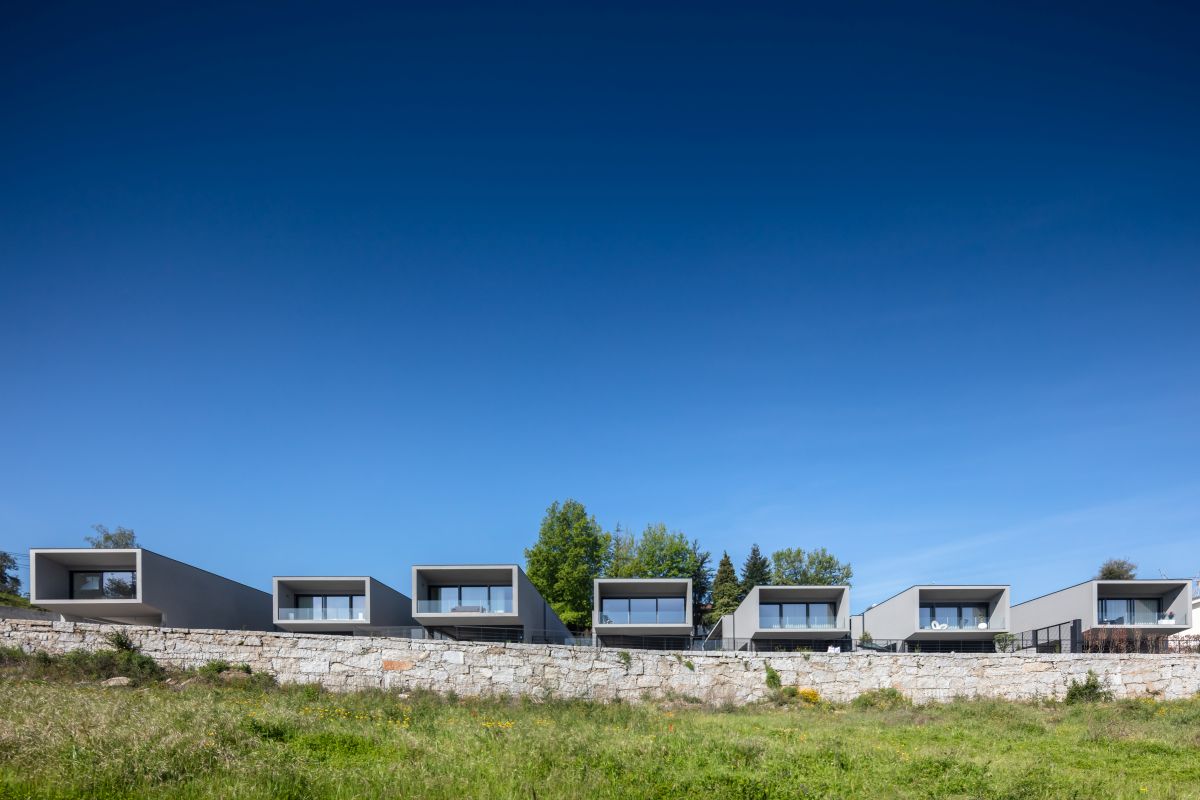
top-left (770, 546), bottom-right (853, 586)
top-left (707, 551), bottom-right (741, 625)
top-left (86, 524), bottom-right (138, 549)
top-left (606, 524), bottom-right (638, 578)
top-left (689, 539), bottom-right (713, 626)
top-left (740, 543), bottom-right (772, 595)
top-left (1097, 559), bottom-right (1136, 580)
top-left (524, 500), bottom-right (611, 629)
top-left (626, 523), bottom-right (695, 577)
top-left (0, 552), bottom-right (20, 595)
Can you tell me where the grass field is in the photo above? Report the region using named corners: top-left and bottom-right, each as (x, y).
top-left (2, 667), bottom-right (1200, 800)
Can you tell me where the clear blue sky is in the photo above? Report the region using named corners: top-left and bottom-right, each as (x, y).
top-left (2, 3), bottom-right (1197, 611)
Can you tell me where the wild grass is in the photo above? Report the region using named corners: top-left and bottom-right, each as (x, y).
top-left (0, 660), bottom-right (1198, 798)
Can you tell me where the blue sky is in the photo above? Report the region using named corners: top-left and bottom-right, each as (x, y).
top-left (2, 3), bottom-right (1198, 611)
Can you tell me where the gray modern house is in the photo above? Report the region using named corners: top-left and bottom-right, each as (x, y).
top-left (272, 576), bottom-right (414, 634)
top-left (857, 584), bottom-right (1011, 652)
top-left (410, 564), bottom-right (570, 643)
top-left (29, 548), bottom-right (272, 630)
top-left (1010, 579), bottom-right (1192, 647)
top-left (592, 578), bottom-right (692, 648)
top-left (714, 585), bottom-right (851, 652)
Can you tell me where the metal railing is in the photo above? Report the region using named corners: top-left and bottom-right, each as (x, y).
top-left (351, 618), bottom-right (1197, 655)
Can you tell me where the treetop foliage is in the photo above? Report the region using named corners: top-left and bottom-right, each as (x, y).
top-left (1097, 559), bottom-right (1137, 580)
top-left (86, 524), bottom-right (138, 549)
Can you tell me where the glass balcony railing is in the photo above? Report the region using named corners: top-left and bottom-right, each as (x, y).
top-left (598, 610), bottom-right (687, 625)
top-left (919, 617), bottom-right (1001, 631)
top-left (1099, 612), bottom-right (1164, 626)
top-left (278, 608), bottom-right (366, 622)
top-left (416, 599), bottom-right (514, 614)
top-left (759, 618), bottom-right (838, 630)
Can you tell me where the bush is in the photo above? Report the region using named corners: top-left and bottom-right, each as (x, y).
top-left (764, 664), bottom-right (781, 691)
top-left (104, 630), bottom-right (138, 652)
top-left (797, 687), bottom-right (821, 705)
top-left (60, 647), bottom-right (164, 684)
top-left (852, 687), bottom-right (911, 710)
top-left (1065, 670), bottom-right (1112, 704)
top-left (993, 633), bottom-right (1017, 653)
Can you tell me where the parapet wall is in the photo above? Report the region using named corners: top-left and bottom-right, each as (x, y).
top-left (3, 619), bottom-right (1198, 704)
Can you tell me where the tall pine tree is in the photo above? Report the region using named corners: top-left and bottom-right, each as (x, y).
top-left (740, 543), bottom-right (772, 596)
top-left (706, 551), bottom-right (741, 625)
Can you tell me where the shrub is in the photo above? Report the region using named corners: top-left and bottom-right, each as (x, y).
top-left (684, 659), bottom-right (695, 672)
top-left (1065, 670), bottom-right (1112, 704)
top-left (104, 629), bottom-right (139, 652)
top-left (198, 660), bottom-right (234, 679)
top-left (858, 631), bottom-right (873, 644)
top-left (797, 687), bottom-right (821, 705)
top-left (852, 687), bottom-right (911, 710)
top-left (764, 663), bottom-right (781, 691)
top-left (994, 633), bottom-right (1016, 653)
top-left (617, 651), bottom-right (632, 670)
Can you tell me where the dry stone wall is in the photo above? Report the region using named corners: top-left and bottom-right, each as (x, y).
top-left (3, 619), bottom-right (1198, 704)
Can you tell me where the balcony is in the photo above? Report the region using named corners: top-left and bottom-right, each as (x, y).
top-left (417, 598), bottom-right (513, 614)
top-left (599, 608), bottom-right (687, 625)
top-left (758, 602), bottom-right (838, 630)
top-left (919, 616), bottom-right (1001, 631)
top-left (278, 607), bottom-right (366, 622)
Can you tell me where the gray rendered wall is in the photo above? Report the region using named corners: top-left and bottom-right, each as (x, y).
top-left (368, 578), bottom-right (414, 627)
top-left (860, 587), bottom-right (919, 641)
top-left (516, 568), bottom-right (569, 641)
top-left (1010, 582), bottom-right (1095, 633)
top-left (140, 550), bottom-right (273, 631)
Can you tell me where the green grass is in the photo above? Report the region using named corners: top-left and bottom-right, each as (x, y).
top-left (0, 593), bottom-right (39, 610)
top-left (1, 669), bottom-right (1199, 798)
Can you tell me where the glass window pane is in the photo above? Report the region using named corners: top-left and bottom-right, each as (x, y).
top-left (351, 595), bottom-right (366, 619)
top-left (432, 586), bottom-right (459, 612)
top-left (919, 606), bottom-right (934, 629)
top-left (781, 603), bottom-right (806, 628)
top-left (963, 605), bottom-right (989, 628)
top-left (459, 586), bottom-right (488, 610)
top-left (1099, 598), bottom-right (1128, 624)
top-left (759, 603), bottom-right (780, 628)
top-left (658, 597), bottom-right (685, 624)
top-left (630, 598), bottom-right (656, 624)
top-left (934, 605), bottom-right (960, 628)
top-left (72, 572), bottom-right (102, 599)
top-left (490, 586), bottom-right (513, 613)
top-left (601, 598), bottom-right (629, 624)
top-left (808, 603), bottom-right (834, 628)
top-left (297, 596), bottom-right (316, 610)
top-left (1133, 598), bottom-right (1160, 624)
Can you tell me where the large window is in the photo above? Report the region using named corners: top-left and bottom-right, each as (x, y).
top-left (919, 604), bottom-right (990, 630)
top-left (426, 585), bottom-right (513, 614)
top-left (758, 602), bottom-right (836, 629)
top-left (70, 571), bottom-right (137, 600)
top-left (600, 597), bottom-right (687, 625)
top-left (291, 595), bottom-right (366, 621)
top-left (1098, 598), bottom-right (1161, 625)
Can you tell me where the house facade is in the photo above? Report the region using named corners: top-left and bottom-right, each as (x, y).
top-left (715, 585), bottom-right (851, 652)
top-left (410, 564), bottom-right (570, 643)
top-left (858, 585), bottom-right (1011, 652)
top-left (272, 576), bottom-right (413, 634)
top-left (1011, 579), bottom-right (1192, 649)
top-left (29, 548), bottom-right (272, 630)
top-left (592, 578), bottom-right (692, 648)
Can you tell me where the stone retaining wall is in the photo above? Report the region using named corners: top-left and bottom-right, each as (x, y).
top-left (3, 619), bottom-right (1198, 704)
